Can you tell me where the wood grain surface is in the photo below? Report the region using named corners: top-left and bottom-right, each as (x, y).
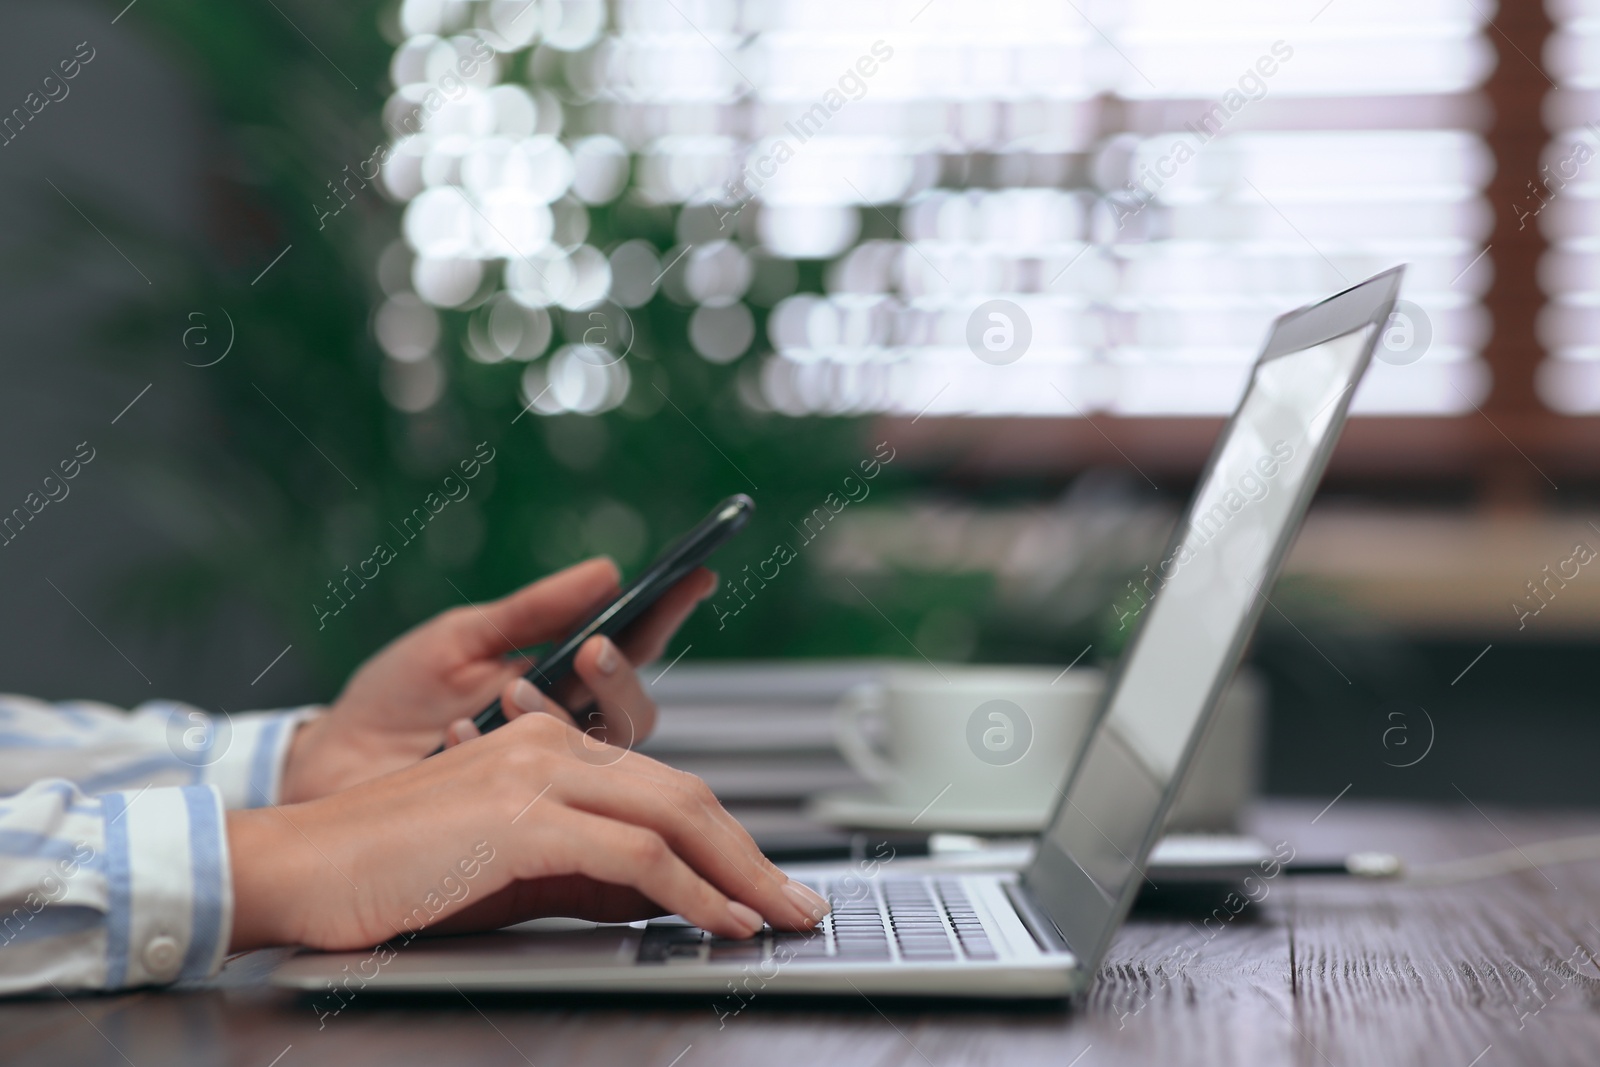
top-left (6, 800), bottom-right (1600, 1067)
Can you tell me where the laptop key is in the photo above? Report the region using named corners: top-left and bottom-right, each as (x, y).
top-left (774, 943), bottom-right (831, 960)
top-left (771, 932), bottom-right (829, 955)
top-left (638, 924), bottom-right (706, 963)
top-left (708, 940), bottom-right (766, 962)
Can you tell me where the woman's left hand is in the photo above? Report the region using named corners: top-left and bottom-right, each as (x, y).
top-left (279, 557), bottom-right (715, 803)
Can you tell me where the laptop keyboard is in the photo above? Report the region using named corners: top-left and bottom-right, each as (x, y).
top-left (638, 877), bottom-right (998, 965)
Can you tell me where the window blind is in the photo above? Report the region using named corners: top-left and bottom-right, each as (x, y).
top-left (1540, 0), bottom-right (1600, 413)
top-left (376, 0), bottom-right (1496, 420)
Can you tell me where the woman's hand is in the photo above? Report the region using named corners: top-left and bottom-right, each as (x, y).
top-left (280, 558), bottom-right (716, 803)
top-left (229, 705), bottom-right (830, 951)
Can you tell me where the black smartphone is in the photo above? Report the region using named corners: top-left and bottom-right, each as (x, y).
top-left (445, 494), bottom-right (754, 746)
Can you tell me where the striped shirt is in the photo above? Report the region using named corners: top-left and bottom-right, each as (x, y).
top-left (0, 695), bottom-right (313, 995)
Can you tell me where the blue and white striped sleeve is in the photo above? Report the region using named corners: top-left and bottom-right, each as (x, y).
top-left (0, 694), bottom-right (318, 808)
top-left (0, 695), bottom-right (319, 994)
top-left (0, 779), bottom-right (229, 994)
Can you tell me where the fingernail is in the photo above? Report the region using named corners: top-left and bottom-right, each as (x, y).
top-left (511, 678), bottom-right (544, 715)
top-left (782, 880), bottom-right (830, 923)
top-left (595, 638), bottom-right (620, 676)
top-left (726, 901), bottom-right (765, 938)
top-left (451, 719), bottom-right (479, 743)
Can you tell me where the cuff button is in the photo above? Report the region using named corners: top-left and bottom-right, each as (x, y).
top-left (142, 934), bottom-right (181, 979)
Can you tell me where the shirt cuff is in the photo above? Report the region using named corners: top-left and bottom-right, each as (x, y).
top-left (99, 784), bottom-right (232, 988)
top-left (202, 707), bottom-right (319, 809)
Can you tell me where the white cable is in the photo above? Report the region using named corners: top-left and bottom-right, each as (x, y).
top-left (1399, 833), bottom-right (1600, 887)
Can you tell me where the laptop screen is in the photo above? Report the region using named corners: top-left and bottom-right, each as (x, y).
top-left (1023, 269), bottom-right (1400, 966)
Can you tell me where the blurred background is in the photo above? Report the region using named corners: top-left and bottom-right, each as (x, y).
top-left (1, 0), bottom-right (1596, 808)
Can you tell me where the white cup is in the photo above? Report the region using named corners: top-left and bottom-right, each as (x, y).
top-left (834, 665), bottom-right (1261, 831)
top-left (835, 666), bottom-right (1101, 819)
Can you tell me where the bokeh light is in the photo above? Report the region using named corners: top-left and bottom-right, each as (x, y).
top-left (380, 0), bottom-right (1497, 417)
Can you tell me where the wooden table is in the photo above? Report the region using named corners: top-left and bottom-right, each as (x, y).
top-left (8, 800), bottom-right (1600, 1067)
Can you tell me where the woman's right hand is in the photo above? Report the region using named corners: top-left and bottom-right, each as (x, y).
top-left (227, 697), bottom-right (830, 953)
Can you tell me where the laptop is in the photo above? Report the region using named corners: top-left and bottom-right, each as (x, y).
top-left (272, 266), bottom-right (1403, 999)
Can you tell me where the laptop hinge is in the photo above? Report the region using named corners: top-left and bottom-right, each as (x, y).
top-left (1004, 881), bottom-right (1072, 956)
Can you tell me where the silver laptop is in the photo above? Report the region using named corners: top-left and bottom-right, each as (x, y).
top-left (273, 267), bottom-right (1403, 1000)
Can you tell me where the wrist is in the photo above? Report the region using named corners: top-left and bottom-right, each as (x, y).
top-left (226, 807), bottom-right (312, 951)
top-left (277, 709), bottom-right (335, 805)
top-left (282, 709), bottom-right (398, 804)
top-left (279, 706), bottom-right (445, 803)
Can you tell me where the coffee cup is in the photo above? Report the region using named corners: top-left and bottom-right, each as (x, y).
top-left (835, 666), bottom-right (1101, 820)
top-left (833, 665), bottom-right (1261, 831)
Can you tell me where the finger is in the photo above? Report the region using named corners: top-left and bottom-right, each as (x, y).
top-left (572, 636), bottom-right (658, 744)
top-left (545, 743), bottom-right (827, 931)
top-left (544, 807), bottom-right (767, 940)
top-left (500, 677), bottom-right (576, 729)
top-left (533, 723), bottom-right (795, 907)
top-left (444, 718), bottom-right (479, 748)
top-left (456, 558), bottom-right (621, 658)
top-left (614, 568), bottom-right (719, 667)
top-left (545, 569), bottom-right (717, 717)
top-left (494, 691), bottom-right (813, 930)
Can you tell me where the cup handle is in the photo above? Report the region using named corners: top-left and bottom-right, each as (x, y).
top-left (835, 683), bottom-right (899, 786)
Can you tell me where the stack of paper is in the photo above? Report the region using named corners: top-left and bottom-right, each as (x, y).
top-left (640, 661), bottom-right (894, 801)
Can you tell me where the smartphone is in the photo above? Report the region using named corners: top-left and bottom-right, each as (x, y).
top-left (448, 494), bottom-right (754, 744)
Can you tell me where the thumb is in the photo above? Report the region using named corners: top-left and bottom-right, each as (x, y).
top-left (458, 557), bottom-right (621, 656)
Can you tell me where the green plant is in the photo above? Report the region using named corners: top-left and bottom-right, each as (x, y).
top-left (88, 0), bottom-right (907, 692)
